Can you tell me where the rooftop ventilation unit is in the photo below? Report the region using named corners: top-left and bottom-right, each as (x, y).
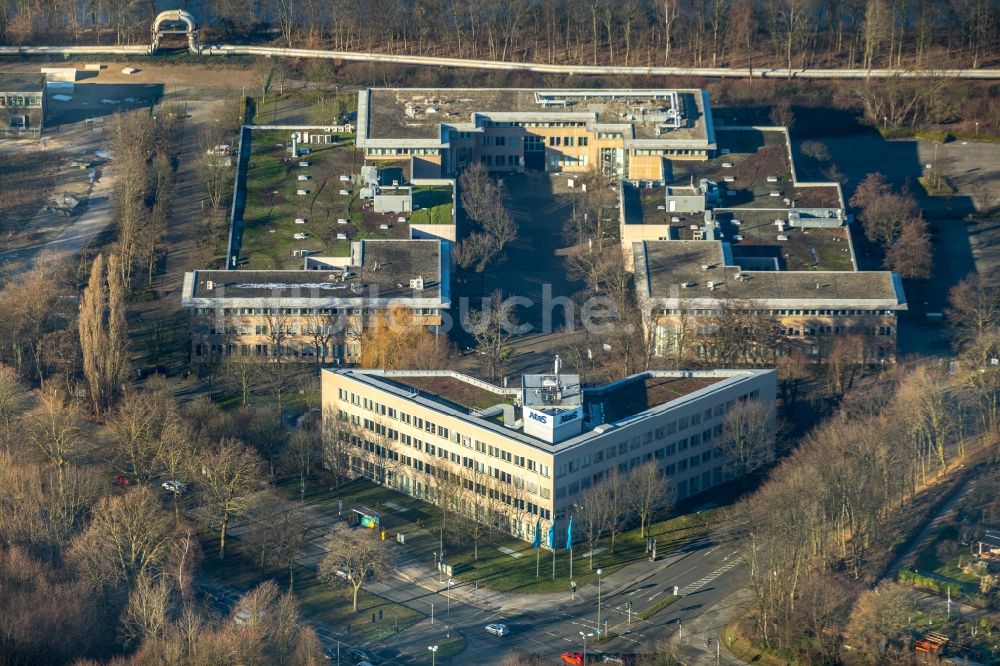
top-left (409, 276), bottom-right (425, 290)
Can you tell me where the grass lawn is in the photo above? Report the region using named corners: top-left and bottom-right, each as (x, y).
top-left (274, 478), bottom-right (719, 600)
top-left (410, 186), bottom-right (454, 225)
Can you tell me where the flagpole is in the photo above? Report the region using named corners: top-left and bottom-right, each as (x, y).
top-left (552, 545), bottom-right (556, 580)
top-left (536, 548), bottom-right (540, 578)
top-left (570, 546), bottom-right (573, 580)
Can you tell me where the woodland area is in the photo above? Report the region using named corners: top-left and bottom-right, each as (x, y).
top-left (0, 0), bottom-right (998, 70)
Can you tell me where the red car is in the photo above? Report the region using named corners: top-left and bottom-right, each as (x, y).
top-left (560, 653), bottom-right (584, 666)
top-left (113, 475), bottom-right (132, 486)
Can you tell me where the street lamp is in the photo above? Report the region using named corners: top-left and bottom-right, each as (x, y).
top-left (579, 631), bottom-right (593, 663)
top-left (428, 645), bottom-right (438, 666)
top-left (976, 121), bottom-right (980, 137)
top-left (447, 578), bottom-right (454, 618)
top-left (596, 568), bottom-right (604, 636)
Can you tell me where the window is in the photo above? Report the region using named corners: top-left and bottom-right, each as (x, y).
top-left (564, 136), bottom-right (575, 146)
top-left (578, 136), bottom-right (589, 147)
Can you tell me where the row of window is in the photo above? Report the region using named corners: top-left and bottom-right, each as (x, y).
top-left (337, 390), bottom-right (552, 477)
top-left (0, 95), bottom-right (41, 108)
top-left (655, 308), bottom-right (896, 317)
top-left (345, 434), bottom-right (553, 519)
top-left (547, 136), bottom-right (589, 147)
top-left (194, 307), bottom-right (441, 317)
top-left (367, 148), bottom-right (439, 156)
top-left (194, 343), bottom-right (358, 358)
top-left (554, 390), bottom-right (759, 479)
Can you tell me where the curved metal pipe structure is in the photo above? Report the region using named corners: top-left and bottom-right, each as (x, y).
top-left (150, 9), bottom-right (199, 53)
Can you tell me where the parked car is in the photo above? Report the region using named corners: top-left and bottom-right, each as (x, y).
top-left (113, 475), bottom-right (132, 486)
top-left (561, 653), bottom-right (584, 665)
top-left (485, 623), bottom-right (510, 637)
top-left (162, 480), bottom-right (187, 494)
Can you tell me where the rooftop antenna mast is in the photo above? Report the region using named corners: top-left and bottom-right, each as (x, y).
top-left (554, 355), bottom-right (561, 376)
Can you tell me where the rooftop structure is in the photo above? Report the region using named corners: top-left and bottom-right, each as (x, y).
top-left (358, 88), bottom-right (717, 179)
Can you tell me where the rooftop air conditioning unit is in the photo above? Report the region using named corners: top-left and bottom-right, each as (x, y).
top-left (409, 276), bottom-right (425, 290)
top-left (701, 264), bottom-right (712, 270)
top-left (205, 280), bottom-right (214, 290)
top-left (681, 282), bottom-right (694, 288)
top-left (707, 281), bottom-right (715, 290)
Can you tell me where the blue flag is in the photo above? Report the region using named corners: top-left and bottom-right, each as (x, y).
top-left (548, 522), bottom-right (556, 549)
top-left (532, 518), bottom-right (541, 548)
top-left (566, 517), bottom-right (573, 550)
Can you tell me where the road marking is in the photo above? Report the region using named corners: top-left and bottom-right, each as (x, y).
top-left (677, 558), bottom-right (741, 595)
top-left (627, 588), bottom-right (642, 597)
top-left (704, 545), bottom-right (720, 556)
top-left (648, 590), bottom-right (663, 602)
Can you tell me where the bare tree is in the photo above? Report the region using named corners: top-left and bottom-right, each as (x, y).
top-left (118, 571), bottom-right (173, 648)
top-left (719, 398), bottom-right (774, 477)
top-left (27, 390), bottom-right (84, 496)
top-left (68, 487), bottom-right (177, 588)
top-left (628, 461), bottom-right (673, 539)
top-left (576, 481), bottom-right (610, 571)
top-left (0, 365), bottom-right (27, 454)
top-left (467, 290), bottom-right (518, 381)
top-left (946, 273), bottom-right (1000, 354)
top-left (192, 438), bottom-right (264, 559)
top-left (282, 427), bottom-right (323, 504)
top-left (318, 527), bottom-right (392, 612)
top-left (79, 253), bottom-right (130, 413)
top-left (107, 390), bottom-right (170, 484)
top-left (222, 350), bottom-right (263, 407)
top-left (245, 498), bottom-right (313, 590)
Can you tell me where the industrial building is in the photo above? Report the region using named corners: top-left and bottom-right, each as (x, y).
top-left (0, 74), bottom-right (44, 137)
top-left (357, 88), bottom-right (716, 180)
top-left (322, 364), bottom-right (776, 542)
top-left (182, 239), bottom-right (449, 364)
top-left (620, 125), bottom-right (907, 362)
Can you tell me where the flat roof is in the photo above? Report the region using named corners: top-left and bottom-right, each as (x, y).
top-left (715, 209), bottom-right (854, 272)
top-left (363, 88), bottom-right (713, 144)
top-left (384, 374), bottom-right (515, 414)
top-left (328, 368), bottom-right (772, 451)
top-left (634, 240), bottom-right (906, 307)
top-left (0, 74), bottom-right (44, 93)
top-left (597, 375), bottom-right (726, 423)
top-left (183, 239), bottom-right (448, 305)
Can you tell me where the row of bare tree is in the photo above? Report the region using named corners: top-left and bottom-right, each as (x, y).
top-left (850, 171), bottom-right (932, 279)
top-left (731, 352), bottom-right (996, 660)
top-left (10, 0), bottom-right (995, 71)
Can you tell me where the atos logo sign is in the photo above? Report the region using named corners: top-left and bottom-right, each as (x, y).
top-left (528, 411), bottom-right (548, 424)
top-left (559, 411), bottom-right (580, 424)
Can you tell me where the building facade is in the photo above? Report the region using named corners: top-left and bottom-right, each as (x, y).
top-left (0, 74), bottom-right (44, 137)
top-left (181, 239), bottom-right (449, 364)
top-left (322, 366), bottom-right (776, 543)
top-left (357, 88), bottom-right (717, 180)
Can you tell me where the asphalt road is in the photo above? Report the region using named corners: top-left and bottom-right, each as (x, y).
top-left (359, 531), bottom-right (745, 664)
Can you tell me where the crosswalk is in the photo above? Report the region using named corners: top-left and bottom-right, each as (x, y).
top-left (677, 557), bottom-right (742, 595)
